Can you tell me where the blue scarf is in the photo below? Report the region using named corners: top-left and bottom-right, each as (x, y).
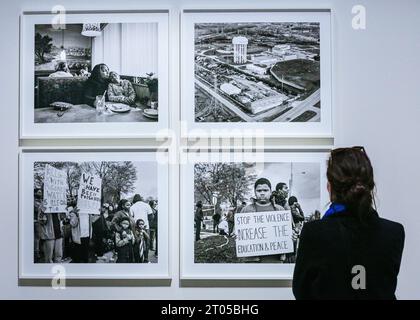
top-left (322, 203), bottom-right (346, 220)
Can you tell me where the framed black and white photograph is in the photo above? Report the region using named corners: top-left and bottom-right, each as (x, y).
top-left (180, 150), bottom-right (329, 281)
top-left (181, 10), bottom-right (332, 138)
top-left (20, 11), bottom-right (169, 138)
top-left (19, 149), bottom-right (170, 284)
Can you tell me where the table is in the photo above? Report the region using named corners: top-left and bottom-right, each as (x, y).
top-left (34, 104), bottom-right (157, 123)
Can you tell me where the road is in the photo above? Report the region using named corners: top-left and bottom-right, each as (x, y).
top-left (195, 78), bottom-right (254, 122)
top-left (269, 66), bottom-right (306, 91)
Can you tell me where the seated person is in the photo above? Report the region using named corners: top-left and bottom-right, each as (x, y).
top-left (107, 71), bottom-right (136, 106)
top-left (49, 61), bottom-right (73, 78)
top-left (84, 63), bottom-right (110, 106)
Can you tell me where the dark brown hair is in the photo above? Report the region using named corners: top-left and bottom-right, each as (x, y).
top-left (327, 146), bottom-right (376, 223)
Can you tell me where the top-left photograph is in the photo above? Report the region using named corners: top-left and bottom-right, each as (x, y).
top-left (20, 11), bottom-right (169, 138)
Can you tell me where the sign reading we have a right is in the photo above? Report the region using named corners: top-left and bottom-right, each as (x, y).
top-left (235, 211), bottom-right (294, 258)
top-left (77, 173), bottom-right (102, 215)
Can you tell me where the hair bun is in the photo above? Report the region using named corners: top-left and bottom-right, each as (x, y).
top-left (350, 182), bottom-right (367, 194)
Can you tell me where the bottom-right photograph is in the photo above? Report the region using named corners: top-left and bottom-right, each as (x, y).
top-left (181, 150), bottom-right (329, 281)
top-left (194, 161), bottom-right (322, 264)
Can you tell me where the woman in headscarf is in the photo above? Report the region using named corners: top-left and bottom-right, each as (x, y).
top-left (110, 199), bottom-right (135, 233)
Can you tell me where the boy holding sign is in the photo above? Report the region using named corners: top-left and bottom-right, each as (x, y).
top-left (238, 178), bottom-right (293, 263)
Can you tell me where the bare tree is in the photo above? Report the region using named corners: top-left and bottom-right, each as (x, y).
top-left (35, 32), bottom-right (53, 63)
top-left (194, 162), bottom-right (256, 209)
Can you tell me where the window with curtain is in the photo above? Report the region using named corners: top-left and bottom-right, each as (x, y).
top-left (92, 23), bottom-right (158, 77)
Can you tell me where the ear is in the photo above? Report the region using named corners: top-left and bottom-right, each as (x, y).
top-left (327, 181), bottom-right (333, 201)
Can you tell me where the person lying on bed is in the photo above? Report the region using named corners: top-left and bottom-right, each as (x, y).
top-left (107, 71), bottom-right (136, 106)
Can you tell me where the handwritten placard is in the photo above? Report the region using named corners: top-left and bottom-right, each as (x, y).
top-left (235, 210), bottom-right (294, 257)
top-left (43, 164), bottom-right (68, 213)
top-left (77, 173), bottom-right (102, 215)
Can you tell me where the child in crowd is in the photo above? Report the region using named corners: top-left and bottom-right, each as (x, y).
top-left (134, 219), bottom-right (150, 263)
top-left (115, 216), bottom-right (135, 263)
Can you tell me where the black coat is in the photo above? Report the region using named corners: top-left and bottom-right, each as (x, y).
top-left (293, 210), bottom-right (405, 300)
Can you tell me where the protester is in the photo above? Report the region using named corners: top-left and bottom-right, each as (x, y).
top-left (49, 61), bottom-right (73, 78)
top-left (236, 201), bottom-right (247, 214)
top-left (84, 63), bottom-right (110, 106)
top-left (130, 194), bottom-right (153, 262)
top-left (134, 219), bottom-right (150, 263)
top-left (273, 182), bottom-right (290, 210)
top-left (92, 205), bottom-right (114, 259)
top-left (107, 204), bottom-right (115, 222)
top-left (241, 178), bottom-right (285, 262)
top-left (289, 196), bottom-right (305, 226)
top-left (148, 200), bottom-right (158, 254)
top-left (218, 216), bottom-right (229, 236)
top-left (194, 201), bottom-right (204, 241)
top-left (293, 146), bottom-right (405, 299)
top-left (37, 197), bottom-right (65, 263)
top-left (226, 210), bottom-right (235, 235)
top-left (107, 71), bottom-right (136, 105)
top-left (111, 199), bottom-right (135, 233)
top-left (67, 207), bottom-right (92, 263)
top-left (33, 188), bottom-right (43, 262)
top-left (115, 216), bottom-right (135, 263)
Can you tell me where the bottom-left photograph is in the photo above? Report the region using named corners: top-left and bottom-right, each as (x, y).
top-left (19, 149), bottom-right (170, 283)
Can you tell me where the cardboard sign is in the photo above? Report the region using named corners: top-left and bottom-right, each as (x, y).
top-left (235, 210), bottom-right (294, 257)
top-left (77, 173), bottom-right (102, 215)
top-left (43, 164), bottom-right (68, 213)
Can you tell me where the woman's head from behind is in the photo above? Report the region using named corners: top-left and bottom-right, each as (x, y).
top-left (327, 146), bottom-right (375, 222)
top-left (55, 61), bottom-right (69, 73)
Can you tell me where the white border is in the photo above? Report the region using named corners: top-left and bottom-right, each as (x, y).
top-left (181, 10), bottom-right (332, 138)
top-left (19, 149), bottom-right (170, 280)
top-left (180, 150), bottom-right (329, 280)
top-left (20, 11), bottom-right (169, 139)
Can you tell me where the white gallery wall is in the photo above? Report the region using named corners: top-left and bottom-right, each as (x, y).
top-left (0, 0), bottom-right (419, 299)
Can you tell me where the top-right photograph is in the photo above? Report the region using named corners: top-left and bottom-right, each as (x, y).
top-left (182, 10), bottom-right (332, 137)
top-left (195, 22), bottom-right (320, 123)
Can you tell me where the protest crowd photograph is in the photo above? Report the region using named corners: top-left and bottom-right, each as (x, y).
top-left (193, 161), bottom-right (321, 263)
top-left (33, 160), bottom-right (158, 264)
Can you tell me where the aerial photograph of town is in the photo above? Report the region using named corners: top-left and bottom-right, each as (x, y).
top-left (194, 22), bottom-right (321, 123)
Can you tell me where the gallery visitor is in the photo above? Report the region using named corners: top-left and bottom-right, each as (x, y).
top-left (115, 216), bottom-right (136, 263)
top-left (293, 146), bottom-right (405, 299)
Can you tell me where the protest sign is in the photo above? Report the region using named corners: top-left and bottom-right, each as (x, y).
top-left (77, 173), bottom-right (102, 214)
top-left (43, 164), bottom-right (67, 213)
top-left (235, 210), bottom-right (294, 257)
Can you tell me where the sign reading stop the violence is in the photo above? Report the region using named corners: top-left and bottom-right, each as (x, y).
top-left (77, 173), bottom-right (102, 215)
top-left (235, 211), bottom-right (294, 257)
